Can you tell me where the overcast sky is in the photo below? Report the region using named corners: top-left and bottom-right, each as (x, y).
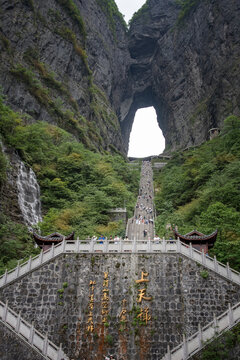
top-left (115, 0), bottom-right (146, 22)
top-left (127, 108), bottom-right (165, 158)
top-left (114, 0), bottom-right (165, 157)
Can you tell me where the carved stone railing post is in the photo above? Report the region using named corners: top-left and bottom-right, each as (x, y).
top-left (213, 313), bottom-right (218, 333)
top-left (201, 250), bottom-right (206, 265)
top-left (39, 249), bottom-right (44, 264)
top-left (162, 237), bottom-right (166, 252)
top-left (90, 239), bottom-right (94, 253)
top-left (227, 262), bottom-right (232, 280)
top-left (3, 269), bottom-right (7, 285)
top-left (133, 238), bottom-right (137, 253)
top-left (29, 322), bottom-right (35, 344)
top-left (189, 243), bottom-right (193, 258)
top-left (28, 256), bottom-right (32, 272)
top-left (62, 238), bottom-right (66, 252)
top-left (147, 238), bottom-right (152, 252)
top-left (2, 300), bottom-right (8, 321)
top-left (166, 345), bottom-right (171, 360)
top-left (42, 333), bottom-right (48, 355)
top-left (183, 334), bottom-right (188, 359)
top-left (198, 323), bottom-right (203, 347)
top-left (15, 311), bottom-right (21, 333)
top-left (77, 238), bottom-right (80, 252)
top-left (103, 239), bottom-right (108, 253)
top-left (119, 239), bottom-right (123, 253)
top-left (57, 343), bottom-right (63, 360)
top-left (50, 243), bottom-right (54, 258)
top-left (16, 260), bottom-right (20, 278)
top-left (177, 237), bottom-right (181, 252)
top-left (228, 303), bottom-right (234, 327)
top-left (214, 255), bottom-right (218, 272)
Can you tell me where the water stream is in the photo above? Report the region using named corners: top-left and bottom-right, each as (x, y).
top-left (17, 160), bottom-right (42, 229)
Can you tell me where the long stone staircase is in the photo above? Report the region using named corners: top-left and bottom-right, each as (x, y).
top-left (1, 160), bottom-right (240, 359)
top-left (126, 161), bottom-right (155, 240)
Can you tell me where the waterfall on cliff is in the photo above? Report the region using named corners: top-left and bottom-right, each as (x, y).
top-left (17, 160), bottom-right (42, 229)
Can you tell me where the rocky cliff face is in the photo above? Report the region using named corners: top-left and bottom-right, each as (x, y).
top-left (1, 0), bottom-right (240, 155)
top-left (122, 0), bottom-right (240, 152)
top-left (0, 0), bottom-right (129, 153)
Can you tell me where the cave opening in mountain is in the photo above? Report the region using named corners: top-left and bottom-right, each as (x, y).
top-left (127, 107), bottom-right (165, 158)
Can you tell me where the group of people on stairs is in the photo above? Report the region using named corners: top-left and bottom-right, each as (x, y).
top-left (127, 161), bottom-right (155, 240)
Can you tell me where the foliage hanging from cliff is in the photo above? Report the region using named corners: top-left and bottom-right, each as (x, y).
top-left (56, 0), bottom-right (86, 44)
top-left (129, 1), bottom-right (149, 26)
top-left (154, 115), bottom-right (240, 271)
top-left (96, 0), bottom-right (127, 35)
top-left (176, 0), bottom-right (201, 25)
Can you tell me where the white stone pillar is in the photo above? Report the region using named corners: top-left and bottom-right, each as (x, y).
top-left (198, 323), bottom-right (203, 347)
top-left (183, 334), bottom-right (188, 359)
top-left (228, 303), bottom-right (234, 327)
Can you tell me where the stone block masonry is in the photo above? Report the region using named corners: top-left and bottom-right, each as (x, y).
top-left (0, 253), bottom-right (240, 360)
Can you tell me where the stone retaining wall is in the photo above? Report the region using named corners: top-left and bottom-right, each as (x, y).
top-left (1, 253), bottom-right (240, 360)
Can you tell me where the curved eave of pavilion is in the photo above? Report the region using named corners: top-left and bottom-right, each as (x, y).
top-left (32, 231), bottom-right (75, 244)
top-left (174, 229), bottom-right (218, 243)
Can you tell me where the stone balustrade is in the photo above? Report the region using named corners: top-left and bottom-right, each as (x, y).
top-left (162, 301), bottom-right (240, 360)
top-left (0, 301), bottom-right (68, 360)
top-left (0, 238), bottom-right (239, 288)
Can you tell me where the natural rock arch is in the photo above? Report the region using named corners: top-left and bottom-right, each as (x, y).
top-left (118, 0), bottom-right (240, 154)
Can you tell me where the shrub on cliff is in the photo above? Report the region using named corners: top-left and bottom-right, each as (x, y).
top-left (154, 115), bottom-right (240, 271)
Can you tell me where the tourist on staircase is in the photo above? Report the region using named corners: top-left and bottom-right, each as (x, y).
top-left (127, 161), bottom-right (155, 240)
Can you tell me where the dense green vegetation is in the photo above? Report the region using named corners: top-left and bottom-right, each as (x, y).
top-left (0, 215), bottom-right (40, 275)
top-left (0, 93), bottom-right (140, 273)
top-left (154, 115), bottom-right (240, 271)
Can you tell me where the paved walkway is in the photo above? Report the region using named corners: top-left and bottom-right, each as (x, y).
top-left (127, 161), bottom-right (154, 240)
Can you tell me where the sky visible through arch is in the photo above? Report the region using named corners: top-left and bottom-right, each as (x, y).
top-left (127, 108), bottom-right (165, 158)
top-left (115, 0), bottom-right (165, 157)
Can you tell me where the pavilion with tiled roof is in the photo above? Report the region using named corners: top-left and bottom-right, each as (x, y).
top-left (32, 231), bottom-right (74, 251)
top-left (174, 229), bottom-right (218, 253)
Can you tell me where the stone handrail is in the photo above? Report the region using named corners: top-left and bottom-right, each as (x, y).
top-left (0, 301), bottom-right (68, 360)
top-left (0, 239), bottom-right (240, 288)
top-left (161, 301), bottom-right (240, 360)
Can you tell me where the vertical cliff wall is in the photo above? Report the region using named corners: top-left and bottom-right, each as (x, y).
top-left (122, 0), bottom-right (240, 152)
top-left (1, 0), bottom-right (240, 154)
top-left (1, 253), bottom-right (240, 360)
top-left (0, 0), bottom-right (129, 153)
